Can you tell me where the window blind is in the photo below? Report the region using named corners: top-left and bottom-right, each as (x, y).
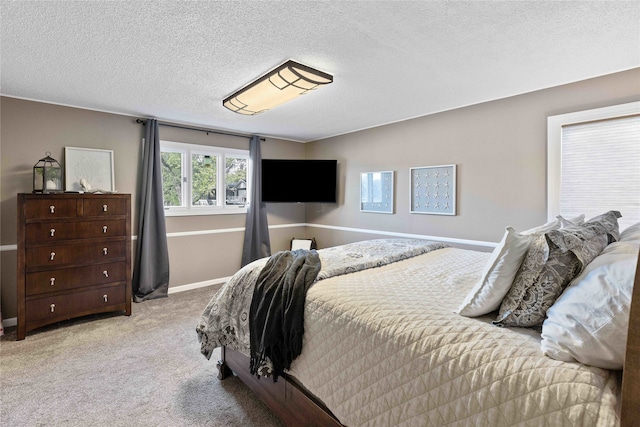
top-left (560, 115), bottom-right (640, 231)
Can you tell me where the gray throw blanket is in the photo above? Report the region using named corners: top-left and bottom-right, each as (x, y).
top-left (249, 249), bottom-right (321, 381)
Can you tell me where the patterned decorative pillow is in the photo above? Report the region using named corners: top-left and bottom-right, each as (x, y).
top-left (495, 235), bottom-right (581, 328)
top-left (545, 223), bottom-right (609, 270)
top-left (584, 210), bottom-right (622, 242)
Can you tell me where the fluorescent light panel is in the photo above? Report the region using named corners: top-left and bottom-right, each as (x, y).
top-left (223, 60), bottom-right (333, 115)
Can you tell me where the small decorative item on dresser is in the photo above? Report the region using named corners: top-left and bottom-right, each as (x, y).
top-left (33, 152), bottom-right (63, 193)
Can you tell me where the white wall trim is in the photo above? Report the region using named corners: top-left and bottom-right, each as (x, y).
top-left (306, 223), bottom-right (497, 248)
top-left (165, 223), bottom-right (305, 238)
top-left (0, 223), bottom-right (493, 250)
top-left (166, 228), bottom-right (246, 238)
top-left (269, 223), bottom-right (307, 229)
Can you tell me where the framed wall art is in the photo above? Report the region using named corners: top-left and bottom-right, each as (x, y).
top-left (360, 170), bottom-right (394, 214)
top-left (65, 147), bottom-right (115, 192)
top-left (410, 164), bottom-right (456, 215)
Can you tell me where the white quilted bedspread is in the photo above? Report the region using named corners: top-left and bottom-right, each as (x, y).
top-left (287, 247), bottom-right (620, 427)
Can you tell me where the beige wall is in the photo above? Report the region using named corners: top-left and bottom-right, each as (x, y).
top-left (304, 68), bottom-right (640, 247)
top-left (0, 97), bottom-right (306, 319)
top-left (2, 68), bottom-right (639, 320)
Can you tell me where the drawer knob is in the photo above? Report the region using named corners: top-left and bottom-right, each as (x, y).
top-left (103, 204), bottom-right (108, 212)
top-left (50, 205), bottom-right (55, 214)
top-left (50, 277), bottom-right (56, 286)
top-left (50, 252), bottom-right (56, 261)
top-left (103, 225), bottom-right (108, 233)
top-left (50, 228), bottom-right (56, 237)
top-left (50, 303), bottom-right (56, 313)
top-left (103, 270), bottom-right (109, 278)
top-left (103, 294), bottom-right (108, 302)
top-left (103, 247), bottom-right (108, 255)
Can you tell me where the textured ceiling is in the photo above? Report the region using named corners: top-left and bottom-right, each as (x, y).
top-left (2, 1), bottom-right (639, 142)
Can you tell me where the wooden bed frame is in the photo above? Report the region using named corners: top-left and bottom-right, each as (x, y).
top-left (218, 250), bottom-right (640, 427)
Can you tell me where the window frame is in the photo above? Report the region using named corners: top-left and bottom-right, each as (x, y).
top-left (160, 140), bottom-right (249, 217)
top-left (547, 101), bottom-right (640, 221)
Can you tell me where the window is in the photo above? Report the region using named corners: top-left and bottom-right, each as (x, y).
top-left (548, 102), bottom-right (640, 230)
top-left (160, 140), bottom-right (249, 216)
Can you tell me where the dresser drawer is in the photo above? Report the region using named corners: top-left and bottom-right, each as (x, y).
top-left (83, 198), bottom-right (126, 216)
top-left (26, 240), bottom-right (127, 268)
top-left (26, 262), bottom-right (126, 296)
top-left (23, 198), bottom-right (77, 219)
top-left (26, 284), bottom-right (126, 323)
top-left (25, 221), bottom-right (76, 243)
top-left (75, 220), bottom-right (126, 238)
top-left (25, 220), bottom-right (126, 244)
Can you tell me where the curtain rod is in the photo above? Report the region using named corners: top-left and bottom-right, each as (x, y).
top-left (135, 119), bottom-right (264, 141)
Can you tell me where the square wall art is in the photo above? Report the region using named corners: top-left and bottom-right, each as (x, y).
top-left (360, 171), bottom-right (394, 214)
top-left (410, 164), bottom-right (456, 215)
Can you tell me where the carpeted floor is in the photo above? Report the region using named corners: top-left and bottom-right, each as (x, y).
top-left (0, 285), bottom-right (283, 427)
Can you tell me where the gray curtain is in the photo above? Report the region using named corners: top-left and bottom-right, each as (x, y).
top-left (132, 119), bottom-right (170, 301)
top-left (241, 135), bottom-right (271, 266)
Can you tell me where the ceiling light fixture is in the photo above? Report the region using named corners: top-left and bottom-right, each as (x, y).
top-left (223, 60), bottom-right (333, 115)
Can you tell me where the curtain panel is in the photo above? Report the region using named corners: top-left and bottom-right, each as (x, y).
top-left (242, 135), bottom-right (271, 266)
top-left (132, 119), bottom-right (170, 301)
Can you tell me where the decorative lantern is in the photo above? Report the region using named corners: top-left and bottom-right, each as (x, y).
top-left (33, 152), bottom-right (63, 193)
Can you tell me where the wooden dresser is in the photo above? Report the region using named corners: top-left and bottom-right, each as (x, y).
top-left (17, 193), bottom-right (132, 340)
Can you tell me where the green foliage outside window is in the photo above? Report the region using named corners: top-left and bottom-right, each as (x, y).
top-left (161, 152), bottom-right (182, 207)
top-left (192, 154), bottom-right (217, 205)
top-left (225, 157), bottom-right (247, 204)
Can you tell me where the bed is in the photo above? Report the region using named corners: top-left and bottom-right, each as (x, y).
top-left (197, 214), bottom-right (640, 427)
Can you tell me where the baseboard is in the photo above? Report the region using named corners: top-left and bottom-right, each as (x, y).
top-left (167, 277), bottom-right (232, 294)
top-left (2, 316), bottom-right (17, 328)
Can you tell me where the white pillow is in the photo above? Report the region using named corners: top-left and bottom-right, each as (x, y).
top-left (457, 227), bottom-right (535, 317)
top-left (519, 214), bottom-right (584, 235)
top-left (540, 241), bottom-right (639, 369)
top-left (620, 221), bottom-right (640, 243)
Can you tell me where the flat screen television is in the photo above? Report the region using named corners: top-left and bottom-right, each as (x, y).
top-left (261, 159), bottom-right (337, 203)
